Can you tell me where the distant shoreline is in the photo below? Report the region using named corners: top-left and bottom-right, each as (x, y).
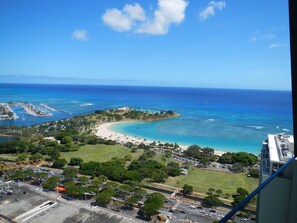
top-left (93, 121), bottom-right (226, 156)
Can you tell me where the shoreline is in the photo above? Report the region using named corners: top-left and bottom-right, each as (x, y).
top-left (93, 121), bottom-right (226, 156)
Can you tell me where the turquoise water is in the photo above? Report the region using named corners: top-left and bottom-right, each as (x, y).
top-left (0, 83), bottom-right (293, 154)
top-left (112, 120), bottom-right (262, 153)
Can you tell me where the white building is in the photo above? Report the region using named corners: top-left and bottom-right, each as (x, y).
top-left (261, 133), bottom-right (294, 175)
top-left (257, 133), bottom-right (297, 223)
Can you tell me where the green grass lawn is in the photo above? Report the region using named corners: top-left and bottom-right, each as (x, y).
top-left (0, 153), bottom-right (17, 161)
top-left (165, 167), bottom-right (258, 195)
top-left (61, 144), bottom-right (143, 163)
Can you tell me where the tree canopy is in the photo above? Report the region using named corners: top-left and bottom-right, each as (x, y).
top-left (183, 145), bottom-right (215, 164)
top-left (140, 193), bottom-right (165, 217)
top-left (218, 152), bottom-right (258, 167)
top-left (182, 184), bottom-right (193, 195)
top-left (232, 187), bottom-right (249, 207)
top-left (202, 195), bottom-right (223, 208)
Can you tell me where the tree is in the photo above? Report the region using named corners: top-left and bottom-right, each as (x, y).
top-left (134, 188), bottom-right (147, 198)
top-left (23, 169), bottom-right (35, 179)
top-left (218, 152), bottom-right (258, 167)
top-left (78, 176), bottom-right (89, 185)
top-left (29, 153), bottom-right (43, 161)
top-left (92, 175), bottom-right (107, 192)
top-left (96, 192), bottom-right (112, 206)
top-left (183, 145), bottom-right (215, 163)
top-left (166, 161), bottom-right (181, 177)
top-left (64, 182), bottom-right (86, 199)
top-left (47, 148), bottom-right (60, 161)
top-left (123, 180), bottom-right (143, 190)
top-left (124, 170), bottom-right (143, 182)
top-left (16, 153), bottom-right (28, 162)
top-left (232, 187), bottom-right (249, 207)
top-left (140, 193), bottom-right (165, 218)
top-left (61, 136), bottom-right (73, 144)
top-left (125, 196), bottom-right (140, 207)
top-left (182, 184), bottom-right (193, 195)
top-left (202, 195), bottom-right (223, 208)
top-left (184, 145), bottom-right (201, 158)
top-left (52, 158), bottom-right (67, 168)
top-left (63, 167), bottom-right (79, 179)
top-left (151, 170), bottom-right (168, 183)
top-left (215, 189), bottom-right (223, 197)
top-left (35, 172), bottom-right (48, 182)
top-left (79, 161), bottom-right (101, 176)
top-left (96, 188), bottom-right (116, 207)
top-left (248, 169), bottom-right (260, 178)
top-left (42, 176), bottom-right (60, 191)
top-left (68, 157), bottom-right (84, 166)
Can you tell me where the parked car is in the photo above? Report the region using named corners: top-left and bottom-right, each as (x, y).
top-left (6, 190), bottom-right (13, 195)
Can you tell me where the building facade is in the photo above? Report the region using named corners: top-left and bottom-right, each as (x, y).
top-left (257, 133), bottom-right (297, 223)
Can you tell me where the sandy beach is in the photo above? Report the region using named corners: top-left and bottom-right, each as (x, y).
top-left (93, 121), bottom-right (225, 156)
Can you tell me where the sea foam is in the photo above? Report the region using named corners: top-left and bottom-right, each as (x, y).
top-left (80, 103), bottom-right (94, 107)
top-left (247, 125), bottom-right (265, 130)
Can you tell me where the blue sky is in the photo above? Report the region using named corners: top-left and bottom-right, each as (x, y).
top-left (0, 0), bottom-right (291, 90)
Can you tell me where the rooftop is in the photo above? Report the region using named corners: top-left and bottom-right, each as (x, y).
top-left (268, 133), bottom-right (294, 163)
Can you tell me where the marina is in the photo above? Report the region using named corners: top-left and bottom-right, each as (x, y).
top-left (0, 102), bottom-right (52, 120)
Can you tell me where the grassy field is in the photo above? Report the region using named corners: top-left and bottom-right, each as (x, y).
top-left (61, 144), bottom-right (143, 163)
top-left (0, 153), bottom-right (17, 161)
top-left (165, 167), bottom-right (258, 195)
top-left (2, 145), bottom-right (258, 197)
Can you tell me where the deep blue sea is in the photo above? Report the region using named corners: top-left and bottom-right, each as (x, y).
top-left (0, 83), bottom-right (293, 154)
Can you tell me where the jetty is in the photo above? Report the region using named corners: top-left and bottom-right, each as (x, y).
top-left (9, 102), bottom-right (51, 117)
top-left (40, 103), bottom-right (58, 112)
top-left (0, 103), bottom-right (18, 120)
top-left (41, 103), bottom-right (69, 114)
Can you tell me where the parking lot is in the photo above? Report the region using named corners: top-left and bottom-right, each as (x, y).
top-left (0, 178), bottom-right (256, 223)
top-left (0, 181), bottom-right (143, 223)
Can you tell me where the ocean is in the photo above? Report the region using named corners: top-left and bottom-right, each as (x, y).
top-left (0, 83), bottom-right (293, 154)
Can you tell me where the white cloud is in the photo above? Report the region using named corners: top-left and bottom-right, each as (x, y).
top-left (198, 1), bottom-right (226, 22)
top-left (123, 3), bottom-right (146, 21)
top-left (250, 32), bottom-right (275, 42)
top-left (102, 0), bottom-right (188, 36)
top-left (72, 29), bottom-right (89, 41)
top-left (268, 42), bottom-right (287, 49)
top-left (137, 0), bottom-right (188, 35)
top-left (102, 3), bottom-right (146, 32)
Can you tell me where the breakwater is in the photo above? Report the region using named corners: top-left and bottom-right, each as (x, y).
top-left (0, 102), bottom-right (52, 120)
top-left (40, 103), bottom-right (58, 111)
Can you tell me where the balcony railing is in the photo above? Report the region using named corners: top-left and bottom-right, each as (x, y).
top-left (219, 156), bottom-right (296, 223)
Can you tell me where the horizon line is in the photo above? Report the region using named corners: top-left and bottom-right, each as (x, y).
top-left (0, 82), bottom-right (292, 92)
